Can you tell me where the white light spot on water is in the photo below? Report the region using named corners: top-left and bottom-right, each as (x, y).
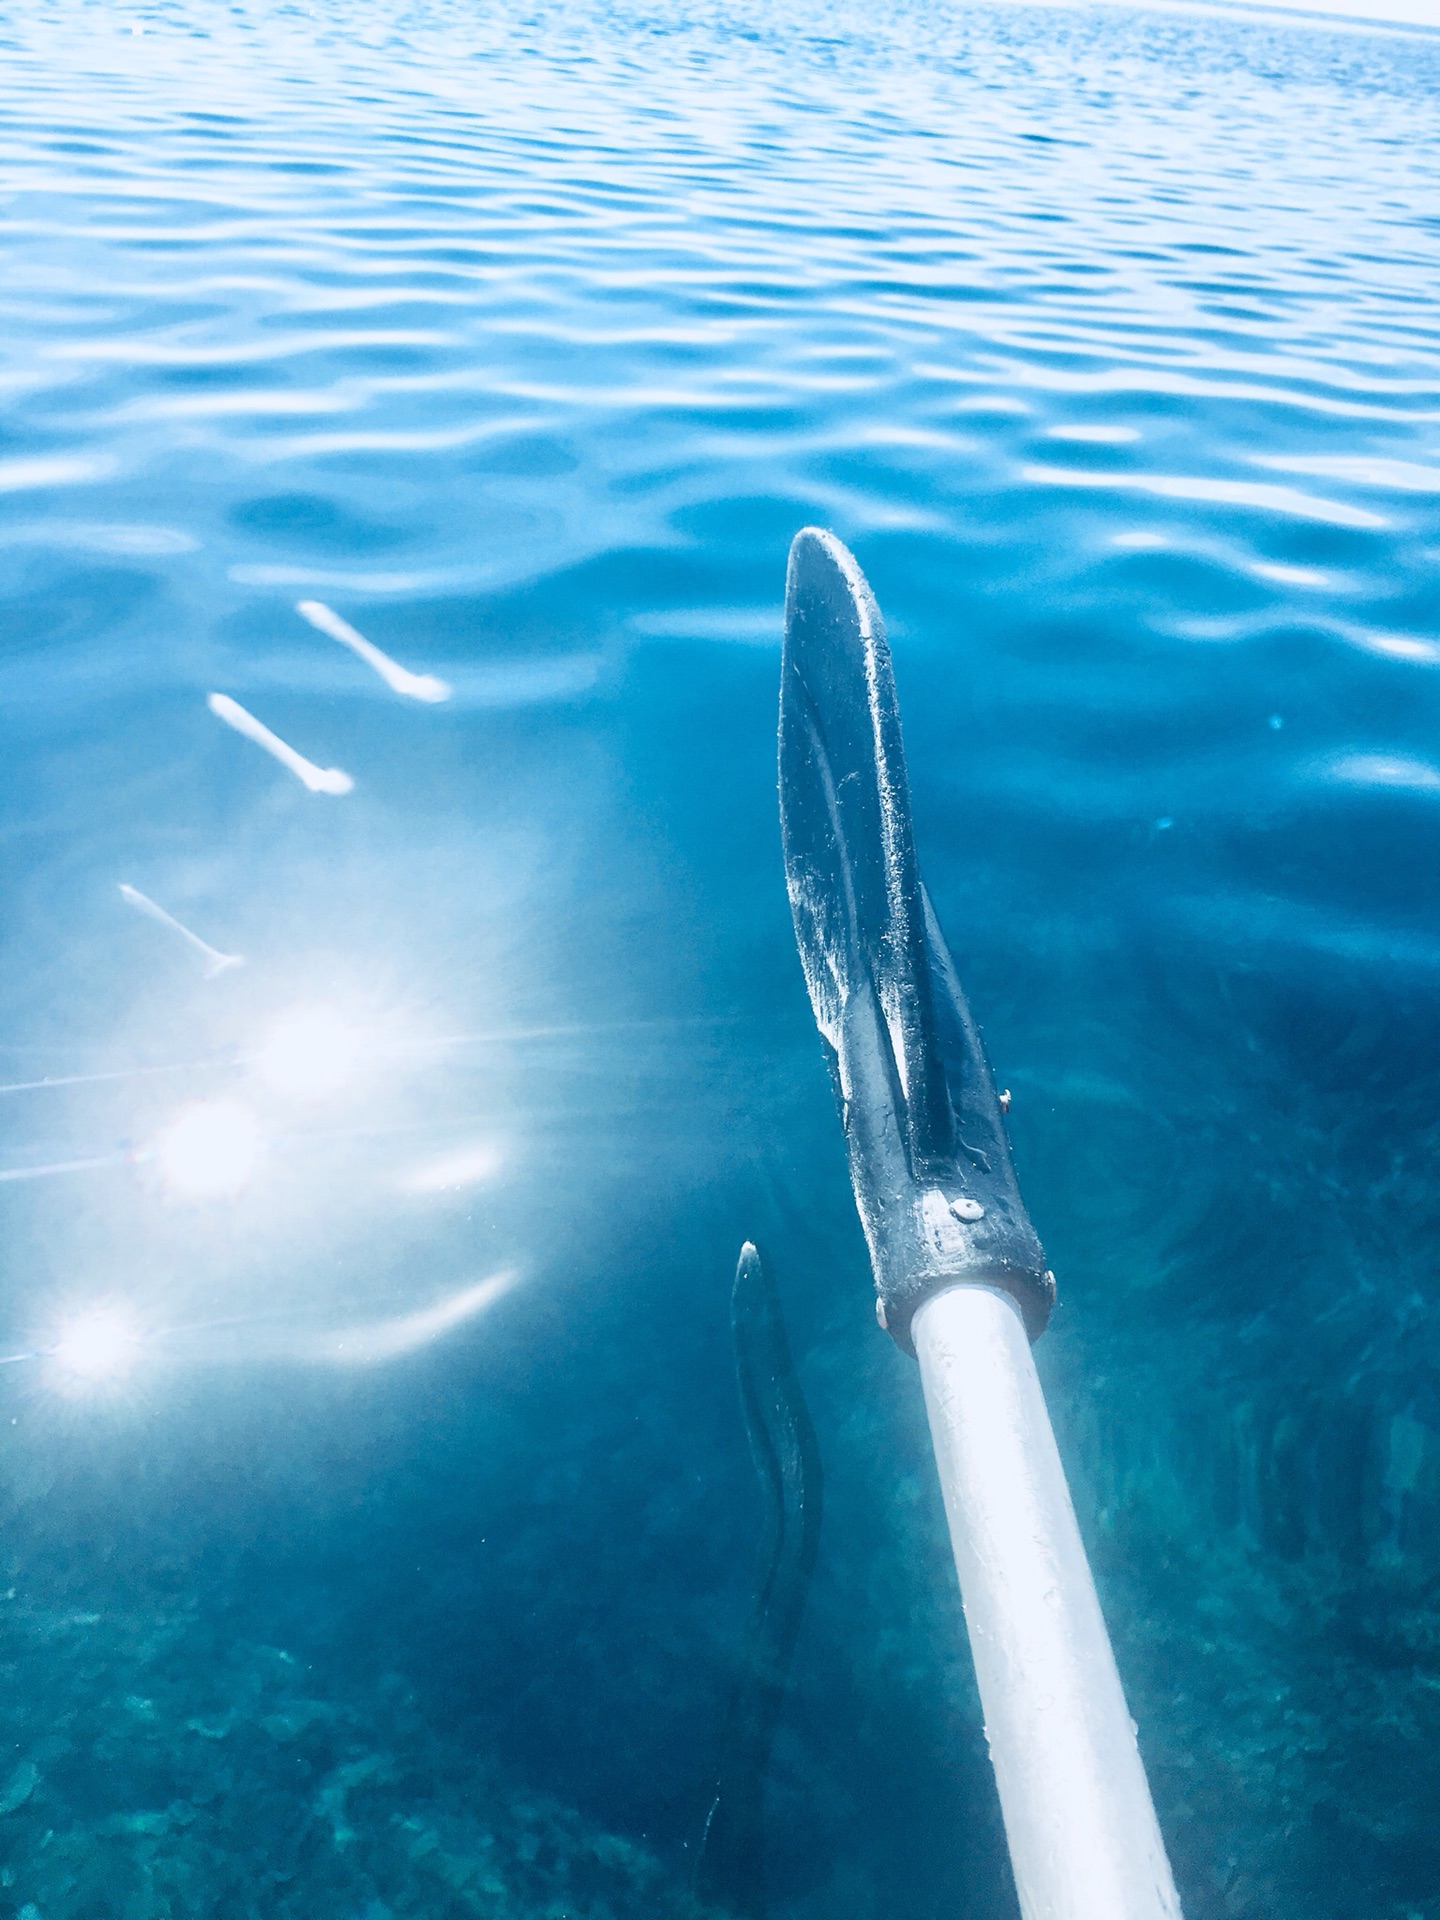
top-left (296, 600), bottom-right (451, 703)
top-left (1047, 423), bottom-right (1140, 444)
top-left (406, 1142), bottom-right (503, 1192)
top-left (1254, 452), bottom-right (1440, 495)
top-left (207, 693), bottom-right (353, 795)
top-left (52, 1307), bottom-right (142, 1383)
top-left (258, 1006), bottom-right (361, 1101)
top-left (949, 392), bottom-right (1032, 417)
top-left (0, 454), bottom-right (115, 494)
top-left (157, 1100), bottom-right (262, 1197)
top-left (1344, 627), bottom-right (1440, 666)
top-left (300, 1271), bottom-right (518, 1366)
top-left (1024, 464), bottom-right (1387, 530)
top-left (1329, 753), bottom-right (1440, 794)
top-left (1250, 560), bottom-right (1329, 589)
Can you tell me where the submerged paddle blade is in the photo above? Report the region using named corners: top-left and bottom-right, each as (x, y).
top-left (779, 527), bottom-right (1053, 1351)
top-left (696, 1241), bottom-right (822, 1918)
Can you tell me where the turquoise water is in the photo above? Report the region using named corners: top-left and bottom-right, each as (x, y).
top-left (3, 0), bottom-right (1440, 1913)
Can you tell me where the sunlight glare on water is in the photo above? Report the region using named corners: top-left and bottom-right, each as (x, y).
top-left (49, 1304), bottom-right (144, 1385)
top-left (256, 1005), bottom-right (363, 1102)
top-left (155, 1098), bottom-right (263, 1199)
top-left (1, 0), bottom-right (1439, 1916)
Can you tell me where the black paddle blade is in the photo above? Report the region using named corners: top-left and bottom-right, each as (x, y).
top-left (778, 527), bottom-right (1053, 1351)
top-left (695, 1242), bottom-right (822, 1919)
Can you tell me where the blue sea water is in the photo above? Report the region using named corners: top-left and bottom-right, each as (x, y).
top-left (2, 0), bottom-right (1440, 1913)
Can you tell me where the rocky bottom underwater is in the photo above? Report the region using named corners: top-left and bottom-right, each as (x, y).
top-left (0, 1597), bottom-right (722, 1920)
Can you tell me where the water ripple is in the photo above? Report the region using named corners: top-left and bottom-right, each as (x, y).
top-left (1020, 461), bottom-right (1391, 528)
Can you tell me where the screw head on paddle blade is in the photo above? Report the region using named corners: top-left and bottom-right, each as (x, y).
top-left (779, 527), bottom-right (1054, 1352)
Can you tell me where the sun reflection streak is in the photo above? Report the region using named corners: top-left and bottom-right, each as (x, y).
top-left (0, 1016), bottom-right (719, 1100)
top-left (404, 1142), bottom-right (503, 1192)
top-left (294, 1271), bottom-right (517, 1366)
top-left (49, 1306), bottom-right (143, 1386)
top-left (118, 883), bottom-right (243, 978)
top-left (257, 1005), bottom-right (362, 1101)
top-left (296, 599), bottom-right (451, 703)
top-left (54, 1308), bottom-right (141, 1379)
top-left (207, 692), bottom-right (354, 795)
top-left (155, 1099), bottom-right (262, 1198)
top-left (1, 1273), bottom-right (520, 1394)
top-left (0, 1152), bottom-right (129, 1183)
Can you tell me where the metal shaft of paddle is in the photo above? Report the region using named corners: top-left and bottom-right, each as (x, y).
top-left (913, 1284), bottom-right (1183, 1920)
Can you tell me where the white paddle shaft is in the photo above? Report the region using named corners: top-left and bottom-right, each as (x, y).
top-left (913, 1285), bottom-right (1183, 1920)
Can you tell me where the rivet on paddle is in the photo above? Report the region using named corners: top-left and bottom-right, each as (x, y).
top-left (950, 1196), bottom-right (985, 1222)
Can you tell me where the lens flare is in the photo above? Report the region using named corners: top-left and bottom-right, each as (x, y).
top-left (300, 1271), bottom-right (517, 1366)
top-left (405, 1143), bottom-right (503, 1192)
top-left (157, 1099), bottom-right (262, 1198)
top-left (52, 1307), bottom-right (142, 1383)
top-left (258, 1006), bottom-right (360, 1101)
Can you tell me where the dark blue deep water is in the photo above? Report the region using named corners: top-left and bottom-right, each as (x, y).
top-left (3, 1), bottom-right (1440, 1914)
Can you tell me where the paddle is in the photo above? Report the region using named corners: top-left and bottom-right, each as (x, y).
top-left (695, 1242), bottom-right (823, 1918)
top-left (778, 528), bottom-right (1184, 1920)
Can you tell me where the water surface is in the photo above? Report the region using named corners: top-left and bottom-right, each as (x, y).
top-left (2, 2), bottom-right (1440, 1915)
